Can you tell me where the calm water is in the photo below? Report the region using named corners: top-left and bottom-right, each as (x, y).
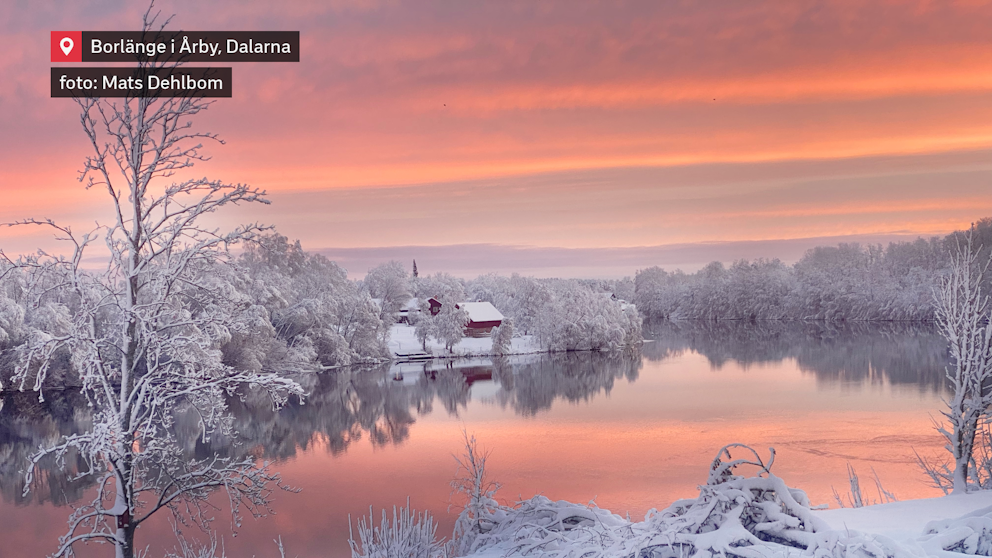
top-left (0, 321), bottom-right (951, 557)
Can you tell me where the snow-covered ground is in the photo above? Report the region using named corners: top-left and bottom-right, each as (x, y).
top-left (451, 442), bottom-right (992, 558)
top-left (817, 492), bottom-right (992, 546)
top-left (460, 490), bottom-right (992, 558)
top-left (388, 324), bottom-right (542, 358)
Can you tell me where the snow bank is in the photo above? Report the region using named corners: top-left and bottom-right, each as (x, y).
top-left (817, 492), bottom-right (992, 540)
top-left (388, 324), bottom-right (541, 358)
top-left (460, 444), bottom-right (992, 558)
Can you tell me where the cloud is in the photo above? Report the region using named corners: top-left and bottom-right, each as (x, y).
top-left (1, 0), bottom-right (990, 265)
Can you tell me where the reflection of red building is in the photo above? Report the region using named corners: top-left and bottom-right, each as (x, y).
top-left (459, 366), bottom-right (493, 385)
top-left (427, 298), bottom-right (504, 337)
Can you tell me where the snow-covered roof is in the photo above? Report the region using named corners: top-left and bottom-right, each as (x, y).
top-left (456, 301), bottom-right (504, 323)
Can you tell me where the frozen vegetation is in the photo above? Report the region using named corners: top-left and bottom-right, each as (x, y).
top-left (0, 248), bottom-right (644, 387)
top-left (400, 271), bottom-right (643, 356)
top-left (348, 228), bottom-right (992, 558)
top-left (8, 220), bottom-right (992, 388)
top-left (635, 219), bottom-right (992, 322)
top-left (352, 443), bottom-right (992, 558)
top-left (0, 7), bottom-right (990, 556)
top-left (0, 232), bottom-right (397, 391)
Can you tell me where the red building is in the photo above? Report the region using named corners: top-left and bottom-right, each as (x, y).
top-left (427, 298), bottom-right (504, 337)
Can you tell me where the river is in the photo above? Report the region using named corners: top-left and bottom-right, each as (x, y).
top-left (0, 321), bottom-right (950, 557)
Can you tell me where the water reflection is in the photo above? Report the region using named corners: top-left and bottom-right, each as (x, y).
top-left (0, 351), bottom-right (642, 506)
top-left (0, 390), bottom-right (92, 506)
top-left (643, 320), bottom-right (949, 392)
top-left (214, 351), bottom-right (643, 460)
top-left (0, 322), bottom-right (949, 509)
top-left (492, 352), bottom-right (641, 416)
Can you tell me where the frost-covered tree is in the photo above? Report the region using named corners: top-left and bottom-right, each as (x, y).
top-left (490, 318), bottom-right (513, 356)
top-left (0, 280), bottom-right (25, 353)
top-left (414, 272), bottom-right (466, 303)
top-left (929, 227), bottom-right (992, 494)
top-left (414, 307), bottom-right (434, 351)
top-left (362, 260), bottom-right (410, 335)
top-left (0, 7), bottom-right (304, 557)
top-left (435, 300), bottom-right (469, 353)
top-left (465, 274), bottom-right (641, 352)
top-left (238, 233), bottom-right (389, 367)
top-left (631, 229), bottom-right (969, 322)
top-left (531, 280), bottom-right (638, 352)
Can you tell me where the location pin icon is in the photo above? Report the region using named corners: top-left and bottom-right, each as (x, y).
top-left (60, 37), bottom-right (73, 56)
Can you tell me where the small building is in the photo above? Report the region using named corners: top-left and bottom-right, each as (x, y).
top-left (396, 298), bottom-right (421, 324)
top-left (427, 298), bottom-right (504, 337)
top-left (457, 302), bottom-right (504, 337)
top-left (427, 297), bottom-right (443, 316)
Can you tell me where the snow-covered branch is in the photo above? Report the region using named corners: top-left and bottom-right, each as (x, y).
top-left (5, 5), bottom-right (306, 557)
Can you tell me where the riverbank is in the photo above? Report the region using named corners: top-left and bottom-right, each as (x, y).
top-left (387, 323), bottom-right (544, 359)
top-left (462, 481), bottom-right (992, 558)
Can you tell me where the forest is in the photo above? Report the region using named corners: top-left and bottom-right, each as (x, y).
top-left (634, 218), bottom-right (992, 322)
top-left (5, 219), bottom-right (990, 392)
top-left (0, 233), bottom-right (645, 389)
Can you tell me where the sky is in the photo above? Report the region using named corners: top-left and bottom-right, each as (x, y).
top-left (1, 0), bottom-right (990, 277)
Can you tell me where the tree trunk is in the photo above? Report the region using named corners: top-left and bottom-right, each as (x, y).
top-left (113, 478), bottom-right (135, 558)
top-left (115, 520), bottom-right (135, 558)
top-left (953, 416), bottom-right (978, 494)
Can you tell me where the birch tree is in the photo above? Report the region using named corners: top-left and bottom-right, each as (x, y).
top-left (932, 227), bottom-right (992, 494)
top-left (0, 5), bottom-right (303, 557)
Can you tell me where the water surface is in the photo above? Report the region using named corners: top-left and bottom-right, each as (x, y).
top-left (0, 321), bottom-right (950, 557)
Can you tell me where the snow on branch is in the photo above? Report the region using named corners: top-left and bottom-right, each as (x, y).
top-left (456, 443), bottom-right (930, 558)
top-left (3, 4), bottom-right (308, 557)
top-left (925, 226), bottom-right (992, 494)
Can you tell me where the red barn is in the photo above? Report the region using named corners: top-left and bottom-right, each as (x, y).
top-left (427, 298), bottom-right (504, 337)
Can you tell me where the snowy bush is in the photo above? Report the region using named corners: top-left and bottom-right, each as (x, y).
top-left (923, 511), bottom-right (992, 556)
top-left (457, 443), bottom-right (933, 558)
top-left (348, 500), bottom-right (449, 558)
top-left (450, 432), bottom-right (507, 555)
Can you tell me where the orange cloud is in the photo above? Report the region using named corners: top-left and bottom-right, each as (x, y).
top-left (1, 0), bottom-right (990, 256)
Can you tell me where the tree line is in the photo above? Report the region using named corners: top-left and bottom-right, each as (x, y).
top-left (634, 219), bottom-right (992, 322)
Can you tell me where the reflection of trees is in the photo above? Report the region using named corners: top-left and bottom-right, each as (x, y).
top-left (204, 352), bottom-right (642, 460)
top-left (1, 350), bottom-right (644, 505)
top-left (0, 390), bottom-right (93, 506)
top-left (494, 352), bottom-right (642, 416)
top-left (183, 365), bottom-right (430, 461)
top-left (643, 320), bottom-right (949, 392)
top-left (1, 319), bottom-right (945, 508)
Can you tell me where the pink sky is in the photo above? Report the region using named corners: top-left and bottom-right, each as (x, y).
top-left (1, 0), bottom-right (990, 276)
